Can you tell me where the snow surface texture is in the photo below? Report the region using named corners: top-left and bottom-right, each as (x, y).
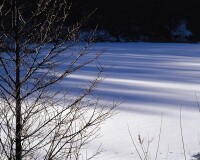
top-left (67, 43), bottom-right (200, 160)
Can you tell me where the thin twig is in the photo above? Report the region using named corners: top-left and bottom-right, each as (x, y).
top-left (180, 108), bottom-right (187, 160)
top-left (155, 114), bottom-right (163, 160)
top-left (195, 92), bottom-right (200, 112)
top-left (128, 125), bottom-right (143, 160)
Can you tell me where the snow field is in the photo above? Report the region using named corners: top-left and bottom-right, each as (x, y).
top-left (67, 43), bottom-right (200, 160)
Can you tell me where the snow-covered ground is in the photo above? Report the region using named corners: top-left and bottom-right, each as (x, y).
top-left (68, 43), bottom-right (200, 160)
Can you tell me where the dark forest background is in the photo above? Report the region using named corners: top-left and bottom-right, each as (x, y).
top-left (18, 0), bottom-right (200, 42)
top-left (70, 0), bottom-right (200, 42)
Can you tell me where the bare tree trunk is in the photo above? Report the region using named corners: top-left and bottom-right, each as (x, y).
top-left (15, 43), bottom-right (21, 160)
top-left (12, 0), bottom-right (22, 159)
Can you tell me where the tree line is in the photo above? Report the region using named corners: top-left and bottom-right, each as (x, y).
top-left (14, 0), bottom-right (200, 42)
top-left (71, 0), bottom-right (200, 42)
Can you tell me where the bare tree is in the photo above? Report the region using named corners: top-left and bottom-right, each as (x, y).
top-left (0, 0), bottom-right (115, 159)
